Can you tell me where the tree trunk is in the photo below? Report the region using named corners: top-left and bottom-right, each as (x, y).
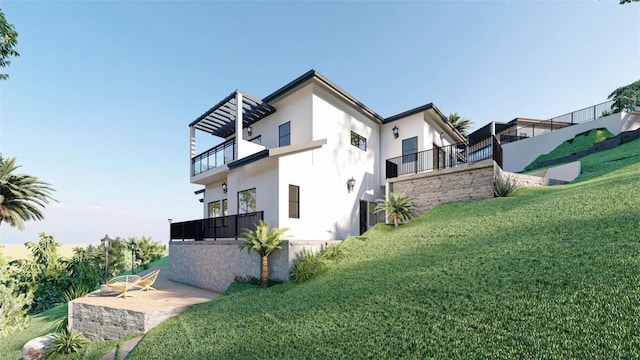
top-left (394, 218), bottom-right (399, 228)
top-left (260, 255), bottom-right (269, 288)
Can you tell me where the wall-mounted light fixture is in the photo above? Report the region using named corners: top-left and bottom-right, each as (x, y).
top-left (247, 126), bottom-right (252, 136)
top-left (347, 177), bottom-right (356, 193)
top-left (222, 182), bottom-right (228, 194)
top-left (392, 126), bottom-right (399, 139)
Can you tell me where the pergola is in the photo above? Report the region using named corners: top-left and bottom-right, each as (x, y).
top-left (189, 90), bottom-right (276, 138)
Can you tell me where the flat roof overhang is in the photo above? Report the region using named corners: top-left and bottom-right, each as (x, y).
top-left (189, 90), bottom-right (276, 138)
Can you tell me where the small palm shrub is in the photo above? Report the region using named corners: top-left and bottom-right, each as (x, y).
top-left (320, 243), bottom-right (348, 262)
top-left (290, 249), bottom-right (328, 283)
top-left (47, 330), bottom-right (89, 356)
top-left (238, 221), bottom-right (289, 288)
top-left (374, 192), bottom-right (419, 228)
top-left (494, 171), bottom-right (517, 197)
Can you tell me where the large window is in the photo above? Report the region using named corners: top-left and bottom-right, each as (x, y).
top-left (289, 185), bottom-right (299, 218)
top-left (238, 188), bottom-right (256, 214)
top-left (208, 201), bottom-right (221, 218)
top-left (279, 122), bottom-right (291, 147)
top-left (402, 136), bottom-right (418, 163)
top-left (350, 131), bottom-right (367, 151)
top-left (222, 199), bottom-right (228, 216)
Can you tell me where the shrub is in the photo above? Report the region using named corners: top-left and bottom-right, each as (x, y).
top-left (374, 193), bottom-right (419, 228)
top-left (494, 170), bottom-right (517, 197)
top-left (290, 249), bottom-right (328, 283)
top-left (320, 243), bottom-right (348, 262)
top-left (47, 330), bottom-right (89, 355)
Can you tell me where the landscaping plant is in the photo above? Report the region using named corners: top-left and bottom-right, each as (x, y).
top-left (290, 248), bottom-right (328, 283)
top-left (47, 330), bottom-right (89, 356)
top-left (238, 221), bottom-right (288, 288)
top-left (374, 192), bottom-right (419, 227)
top-left (493, 170), bottom-right (517, 197)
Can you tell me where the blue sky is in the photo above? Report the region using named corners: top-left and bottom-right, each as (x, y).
top-left (1, 1), bottom-right (638, 245)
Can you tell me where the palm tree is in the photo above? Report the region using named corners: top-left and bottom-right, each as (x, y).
top-left (0, 154), bottom-right (56, 231)
top-left (447, 112), bottom-right (473, 137)
top-left (375, 192), bottom-right (419, 228)
top-left (238, 220), bottom-right (288, 288)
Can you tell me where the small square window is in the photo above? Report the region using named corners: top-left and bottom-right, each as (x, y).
top-left (350, 131), bottom-right (367, 151)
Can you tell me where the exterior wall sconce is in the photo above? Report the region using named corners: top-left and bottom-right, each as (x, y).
top-left (347, 177), bottom-right (356, 192)
top-left (392, 126), bottom-right (399, 139)
top-left (222, 182), bottom-right (228, 193)
top-left (247, 126), bottom-right (252, 136)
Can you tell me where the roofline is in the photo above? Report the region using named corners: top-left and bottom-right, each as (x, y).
top-left (384, 103), bottom-right (467, 143)
top-left (263, 69), bottom-right (385, 123)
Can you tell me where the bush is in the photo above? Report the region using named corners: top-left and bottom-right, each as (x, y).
top-left (320, 243), bottom-right (348, 262)
top-left (494, 170), bottom-right (517, 197)
top-left (47, 330), bottom-right (89, 355)
top-left (290, 249), bottom-right (328, 283)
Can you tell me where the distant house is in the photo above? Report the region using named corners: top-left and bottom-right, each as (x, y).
top-left (178, 70), bottom-right (466, 241)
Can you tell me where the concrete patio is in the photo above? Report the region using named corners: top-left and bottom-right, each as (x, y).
top-left (69, 266), bottom-right (218, 340)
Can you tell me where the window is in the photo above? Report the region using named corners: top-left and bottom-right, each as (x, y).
top-left (222, 199), bottom-right (228, 216)
top-left (279, 122), bottom-right (291, 147)
top-left (289, 185), bottom-right (299, 218)
top-left (250, 135), bottom-right (262, 145)
top-left (238, 188), bottom-right (256, 214)
top-left (350, 131), bottom-right (367, 151)
top-left (208, 201), bottom-right (221, 218)
top-left (402, 137), bottom-right (418, 163)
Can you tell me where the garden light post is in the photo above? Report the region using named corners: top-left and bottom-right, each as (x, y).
top-left (101, 234), bottom-right (112, 282)
top-left (168, 218), bottom-right (173, 242)
top-left (130, 240), bottom-right (136, 275)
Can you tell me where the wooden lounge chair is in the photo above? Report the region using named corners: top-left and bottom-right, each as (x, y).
top-left (135, 269), bottom-right (160, 291)
top-left (105, 275), bottom-right (141, 299)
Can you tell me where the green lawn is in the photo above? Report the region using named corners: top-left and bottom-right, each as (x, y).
top-left (127, 138), bottom-right (640, 359)
top-left (524, 127), bottom-right (614, 171)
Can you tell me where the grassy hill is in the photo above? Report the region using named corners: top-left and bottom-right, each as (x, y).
top-left (127, 137), bottom-right (640, 359)
top-left (524, 128), bottom-right (614, 171)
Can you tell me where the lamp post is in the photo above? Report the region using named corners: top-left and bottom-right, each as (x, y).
top-left (130, 240), bottom-right (136, 275)
top-left (168, 218), bottom-right (173, 242)
top-left (101, 234), bottom-right (112, 282)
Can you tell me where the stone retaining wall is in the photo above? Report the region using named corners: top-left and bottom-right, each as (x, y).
top-left (389, 160), bottom-right (564, 213)
top-left (169, 240), bottom-right (338, 292)
top-left (389, 160), bottom-right (497, 213)
top-left (68, 301), bottom-right (190, 341)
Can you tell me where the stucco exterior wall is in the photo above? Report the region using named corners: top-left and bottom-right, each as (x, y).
top-left (169, 240), bottom-right (338, 292)
top-left (502, 112), bottom-right (626, 172)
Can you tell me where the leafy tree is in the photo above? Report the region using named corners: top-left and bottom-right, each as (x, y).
top-left (0, 154), bottom-right (56, 231)
top-left (375, 192), bottom-right (420, 228)
top-left (238, 221), bottom-right (288, 288)
top-left (619, 0), bottom-right (638, 4)
top-left (0, 9), bottom-right (19, 80)
top-left (94, 237), bottom-right (129, 279)
top-left (0, 245), bottom-right (33, 338)
top-left (447, 112), bottom-right (473, 137)
top-left (130, 236), bottom-right (165, 269)
top-left (23, 233), bottom-right (68, 312)
top-left (608, 79), bottom-right (640, 113)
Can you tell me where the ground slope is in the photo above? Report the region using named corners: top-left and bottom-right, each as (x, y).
top-left (131, 138), bottom-right (640, 359)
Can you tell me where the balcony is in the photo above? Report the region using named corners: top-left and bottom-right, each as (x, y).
top-left (192, 138), bottom-right (235, 176)
top-left (386, 137), bottom-right (502, 179)
top-left (170, 211), bottom-right (264, 241)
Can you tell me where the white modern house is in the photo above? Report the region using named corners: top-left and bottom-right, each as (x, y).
top-left (169, 70), bottom-right (467, 290)
top-left (179, 69), bottom-right (466, 241)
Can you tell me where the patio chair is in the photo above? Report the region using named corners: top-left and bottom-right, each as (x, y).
top-left (135, 269), bottom-right (160, 291)
top-left (105, 275), bottom-right (141, 299)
